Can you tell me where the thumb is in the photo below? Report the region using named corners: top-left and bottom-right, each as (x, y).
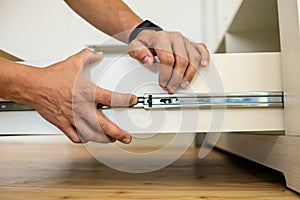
top-left (95, 87), bottom-right (138, 107)
top-left (69, 48), bottom-right (103, 68)
top-left (128, 40), bottom-right (155, 66)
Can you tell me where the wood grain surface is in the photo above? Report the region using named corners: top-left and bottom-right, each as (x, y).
top-left (0, 136), bottom-right (299, 200)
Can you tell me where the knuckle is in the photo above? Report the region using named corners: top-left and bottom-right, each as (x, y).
top-left (162, 55), bottom-right (175, 66)
top-left (82, 48), bottom-right (90, 54)
top-left (190, 55), bottom-right (201, 67)
top-left (177, 57), bottom-right (189, 67)
top-left (198, 43), bottom-right (210, 55)
top-left (173, 31), bottom-right (183, 39)
top-left (80, 49), bottom-right (92, 60)
top-left (131, 50), bottom-right (143, 59)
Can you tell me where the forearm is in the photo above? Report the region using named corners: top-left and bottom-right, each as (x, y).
top-left (64, 0), bottom-right (143, 43)
top-left (0, 58), bottom-right (40, 105)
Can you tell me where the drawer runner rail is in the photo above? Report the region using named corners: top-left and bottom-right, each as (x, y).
top-left (0, 91), bottom-right (283, 111)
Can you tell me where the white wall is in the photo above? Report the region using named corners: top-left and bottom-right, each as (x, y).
top-left (200, 0), bottom-right (243, 52)
top-left (0, 0), bottom-right (111, 61)
top-left (0, 0), bottom-right (204, 61)
top-left (123, 0), bottom-right (203, 42)
top-left (0, 0), bottom-right (243, 61)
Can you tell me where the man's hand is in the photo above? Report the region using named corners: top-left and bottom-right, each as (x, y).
top-left (64, 0), bottom-right (209, 93)
top-left (128, 30), bottom-right (210, 94)
top-left (31, 49), bottom-right (137, 144)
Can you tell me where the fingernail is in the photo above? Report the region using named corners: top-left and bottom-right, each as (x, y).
top-left (181, 80), bottom-right (190, 89)
top-left (168, 87), bottom-right (176, 94)
top-left (130, 96), bottom-right (138, 105)
top-left (122, 137), bottom-right (131, 144)
top-left (97, 51), bottom-right (103, 56)
top-left (202, 60), bottom-right (209, 66)
top-left (143, 56), bottom-right (152, 65)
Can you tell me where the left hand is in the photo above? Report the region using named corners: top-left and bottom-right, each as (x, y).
top-left (128, 30), bottom-right (210, 94)
top-left (27, 49), bottom-right (136, 144)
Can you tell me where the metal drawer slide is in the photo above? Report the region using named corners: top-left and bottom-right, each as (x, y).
top-left (134, 91), bottom-right (283, 109)
top-left (1, 91), bottom-right (283, 112)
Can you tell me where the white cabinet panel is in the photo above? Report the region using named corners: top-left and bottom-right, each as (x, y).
top-left (0, 53), bottom-right (283, 135)
top-left (278, 0), bottom-right (300, 136)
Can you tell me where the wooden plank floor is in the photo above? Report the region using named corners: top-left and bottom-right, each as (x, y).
top-left (0, 137), bottom-right (299, 200)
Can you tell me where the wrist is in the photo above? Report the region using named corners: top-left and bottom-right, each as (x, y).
top-left (17, 67), bottom-right (44, 107)
top-left (0, 62), bottom-right (43, 106)
top-left (128, 20), bottom-right (163, 43)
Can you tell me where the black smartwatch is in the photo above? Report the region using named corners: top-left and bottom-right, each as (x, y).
top-left (128, 20), bottom-right (163, 43)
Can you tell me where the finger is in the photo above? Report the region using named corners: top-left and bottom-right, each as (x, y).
top-left (128, 39), bottom-right (155, 66)
top-left (180, 39), bottom-right (202, 89)
top-left (75, 115), bottom-right (112, 143)
top-left (95, 87), bottom-right (138, 107)
top-left (193, 43), bottom-right (210, 67)
top-left (97, 111), bottom-right (132, 144)
top-left (166, 32), bottom-right (189, 93)
top-left (72, 102), bottom-right (113, 143)
top-left (68, 48), bottom-right (103, 68)
top-left (60, 124), bottom-right (82, 144)
top-left (153, 33), bottom-right (174, 89)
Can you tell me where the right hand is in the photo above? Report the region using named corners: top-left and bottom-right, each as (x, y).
top-left (28, 49), bottom-right (137, 144)
top-left (128, 30), bottom-right (210, 94)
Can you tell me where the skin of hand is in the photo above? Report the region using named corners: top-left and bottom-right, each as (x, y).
top-left (128, 30), bottom-right (210, 94)
top-left (0, 49), bottom-right (137, 144)
top-left (64, 0), bottom-right (210, 94)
